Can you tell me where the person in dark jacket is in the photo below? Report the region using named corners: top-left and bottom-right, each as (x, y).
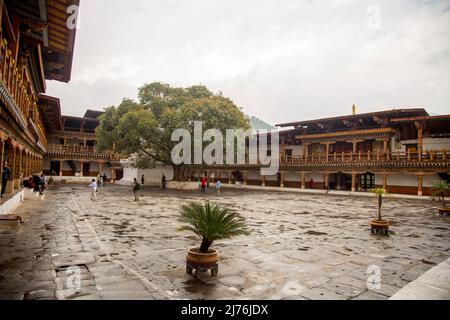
top-left (1, 161), bottom-right (11, 198)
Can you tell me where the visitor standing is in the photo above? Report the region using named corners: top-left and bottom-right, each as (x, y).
top-left (216, 179), bottom-right (221, 196)
top-left (1, 161), bottom-right (11, 199)
top-left (161, 174), bottom-right (166, 190)
top-left (39, 173), bottom-right (46, 195)
top-left (133, 178), bottom-right (140, 201)
top-left (89, 179), bottom-right (98, 201)
top-left (141, 174), bottom-right (145, 189)
top-left (102, 173), bottom-right (107, 186)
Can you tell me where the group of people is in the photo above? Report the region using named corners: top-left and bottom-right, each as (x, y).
top-left (97, 173), bottom-right (108, 187)
top-left (1, 160), bottom-right (47, 199)
top-left (88, 173), bottom-right (109, 201)
top-left (131, 174), bottom-right (167, 201)
top-left (24, 173), bottom-right (47, 195)
top-left (198, 176), bottom-right (221, 195)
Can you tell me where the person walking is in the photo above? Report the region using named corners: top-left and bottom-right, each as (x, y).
top-left (133, 178), bottom-right (140, 201)
top-left (89, 179), bottom-right (98, 201)
top-left (200, 177), bottom-right (206, 193)
top-left (1, 161), bottom-right (11, 199)
top-left (216, 179), bottom-right (221, 196)
top-left (141, 174), bottom-right (145, 190)
top-left (102, 173), bottom-right (107, 187)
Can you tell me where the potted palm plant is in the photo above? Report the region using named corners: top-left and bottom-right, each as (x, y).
top-left (432, 181), bottom-right (450, 216)
top-left (369, 188), bottom-right (389, 235)
top-left (178, 201), bottom-right (249, 278)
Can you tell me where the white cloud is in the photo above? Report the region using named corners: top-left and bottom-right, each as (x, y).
top-left (47, 0), bottom-right (450, 123)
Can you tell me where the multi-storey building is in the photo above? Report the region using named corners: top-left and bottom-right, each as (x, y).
top-left (0, 0), bottom-right (79, 196)
top-left (208, 108), bottom-right (450, 196)
top-left (39, 96), bottom-right (123, 181)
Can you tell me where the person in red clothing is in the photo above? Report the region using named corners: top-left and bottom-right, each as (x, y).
top-left (201, 177), bottom-right (206, 193)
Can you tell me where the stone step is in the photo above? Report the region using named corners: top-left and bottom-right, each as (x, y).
top-left (0, 215), bottom-right (24, 227)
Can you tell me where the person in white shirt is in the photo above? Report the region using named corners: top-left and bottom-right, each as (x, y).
top-left (89, 179), bottom-right (98, 201)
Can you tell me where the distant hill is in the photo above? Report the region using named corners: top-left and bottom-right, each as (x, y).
top-left (247, 116), bottom-right (276, 131)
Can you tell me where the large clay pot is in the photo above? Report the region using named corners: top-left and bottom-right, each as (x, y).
top-left (438, 207), bottom-right (450, 216)
top-left (186, 248), bottom-right (219, 278)
top-left (370, 219), bottom-right (389, 235)
top-left (186, 248), bottom-right (219, 267)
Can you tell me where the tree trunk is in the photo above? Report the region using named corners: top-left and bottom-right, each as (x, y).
top-left (378, 194), bottom-right (382, 221)
top-left (200, 238), bottom-right (213, 253)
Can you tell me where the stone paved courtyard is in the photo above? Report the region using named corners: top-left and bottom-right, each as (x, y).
top-left (0, 184), bottom-right (449, 300)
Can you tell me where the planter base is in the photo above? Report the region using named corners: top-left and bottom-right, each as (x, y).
top-left (438, 207), bottom-right (450, 216)
top-left (186, 262), bottom-right (218, 278)
top-left (370, 220), bottom-right (389, 236)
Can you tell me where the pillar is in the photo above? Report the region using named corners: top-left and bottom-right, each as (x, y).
top-left (280, 172), bottom-right (285, 188)
top-left (351, 172), bottom-right (357, 192)
top-left (228, 171), bottom-right (232, 184)
top-left (60, 160), bottom-right (63, 176)
top-left (261, 175), bottom-right (266, 187)
top-left (382, 173), bottom-right (388, 192)
top-left (0, 138), bottom-right (4, 176)
top-left (300, 172), bottom-right (306, 189)
top-left (415, 121), bottom-right (423, 153)
top-left (80, 161), bottom-right (84, 177)
top-left (112, 169), bottom-right (116, 183)
top-left (10, 145), bottom-right (17, 192)
top-left (19, 148), bottom-right (23, 183)
top-left (324, 142), bottom-right (331, 162)
top-left (417, 174), bottom-right (423, 197)
top-left (323, 172), bottom-right (329, 190)
top-left (243, 171), bottom-right (248, 186)
top-left (99, 162), bottom-right (103, 176)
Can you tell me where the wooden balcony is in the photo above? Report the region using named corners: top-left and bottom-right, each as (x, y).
top-left (0, 34), bottom-right (47, 148)
top-left (47, 144), bottom-right (119, 160)
top-left (207, 150), bottom-right (450, 172)
top-left (280, 150), bottom-right (449, 164)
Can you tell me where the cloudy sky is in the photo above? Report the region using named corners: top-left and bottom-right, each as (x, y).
top-left (46, 0), bottom-right (450, 125)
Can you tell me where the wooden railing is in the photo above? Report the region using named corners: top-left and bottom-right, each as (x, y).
top-left (47, 144), bottom-right (121, 160)
top-left (0, 33), bottom-right (47, 147)
top-left (280, 150), bottom-right (449, 164)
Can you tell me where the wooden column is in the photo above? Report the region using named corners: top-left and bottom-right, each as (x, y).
top-left (417, 174), bottom-right (424, 197)
top-left (323, 172), bottom-right (329, 189)
top-left (111, 168), bottom-right (116, 183)
top-left (80, 161), bottom-right (84, 177)
top-left (280, 172), bottom-right (285, 188)
top-left (99, 162), bottom-right (103, 176)
top-left (382, 173), bottom-right (388, 192)
top-left (243, 171), bottom-right (248, 186)
top-left (60, 160), bottom-right (63, 176)
top-left (0, 139), bottom-right (4, 177)
top-left (11, 146), bottom-right (17, 192)
top-left (228, 171), bottom-right (232, 184)
top-left (300, 172), bottom-right (306, 189)
top-left (351, 172), bottom-right (357, 192)
top-left (19, 148), bottom-right (23, 183)
top-left (261, 175), bottom-right (266, 187)
top-left (415, 121), bottom-right (423, 153)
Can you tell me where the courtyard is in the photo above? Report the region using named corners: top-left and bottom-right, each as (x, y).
top-left (0, 184), bottom-right (449, 300)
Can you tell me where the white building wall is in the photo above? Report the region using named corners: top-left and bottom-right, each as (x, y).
top-left (423, 138), bottom-right (450, 150)
top-left (120, 165), bottom-right (174, 186)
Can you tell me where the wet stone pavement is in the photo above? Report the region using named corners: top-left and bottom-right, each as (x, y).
top-left (0, 184), bottom-right (449, 300)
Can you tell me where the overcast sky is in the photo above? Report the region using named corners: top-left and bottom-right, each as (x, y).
top-left (46, 0), bottom-right (450, 125)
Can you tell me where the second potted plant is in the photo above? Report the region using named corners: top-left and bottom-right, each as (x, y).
top-left (369, 188), bottom-right (389, 235)
top-left (178, 201), bottom-right (249, 278)
top-left (432, 181), bottom-right (450, 216)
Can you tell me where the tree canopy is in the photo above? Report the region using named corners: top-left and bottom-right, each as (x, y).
top-left (96, 82), bottom-right (250, 180)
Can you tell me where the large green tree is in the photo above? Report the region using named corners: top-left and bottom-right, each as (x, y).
top-left (96, 83), bottom-right (250, 180)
